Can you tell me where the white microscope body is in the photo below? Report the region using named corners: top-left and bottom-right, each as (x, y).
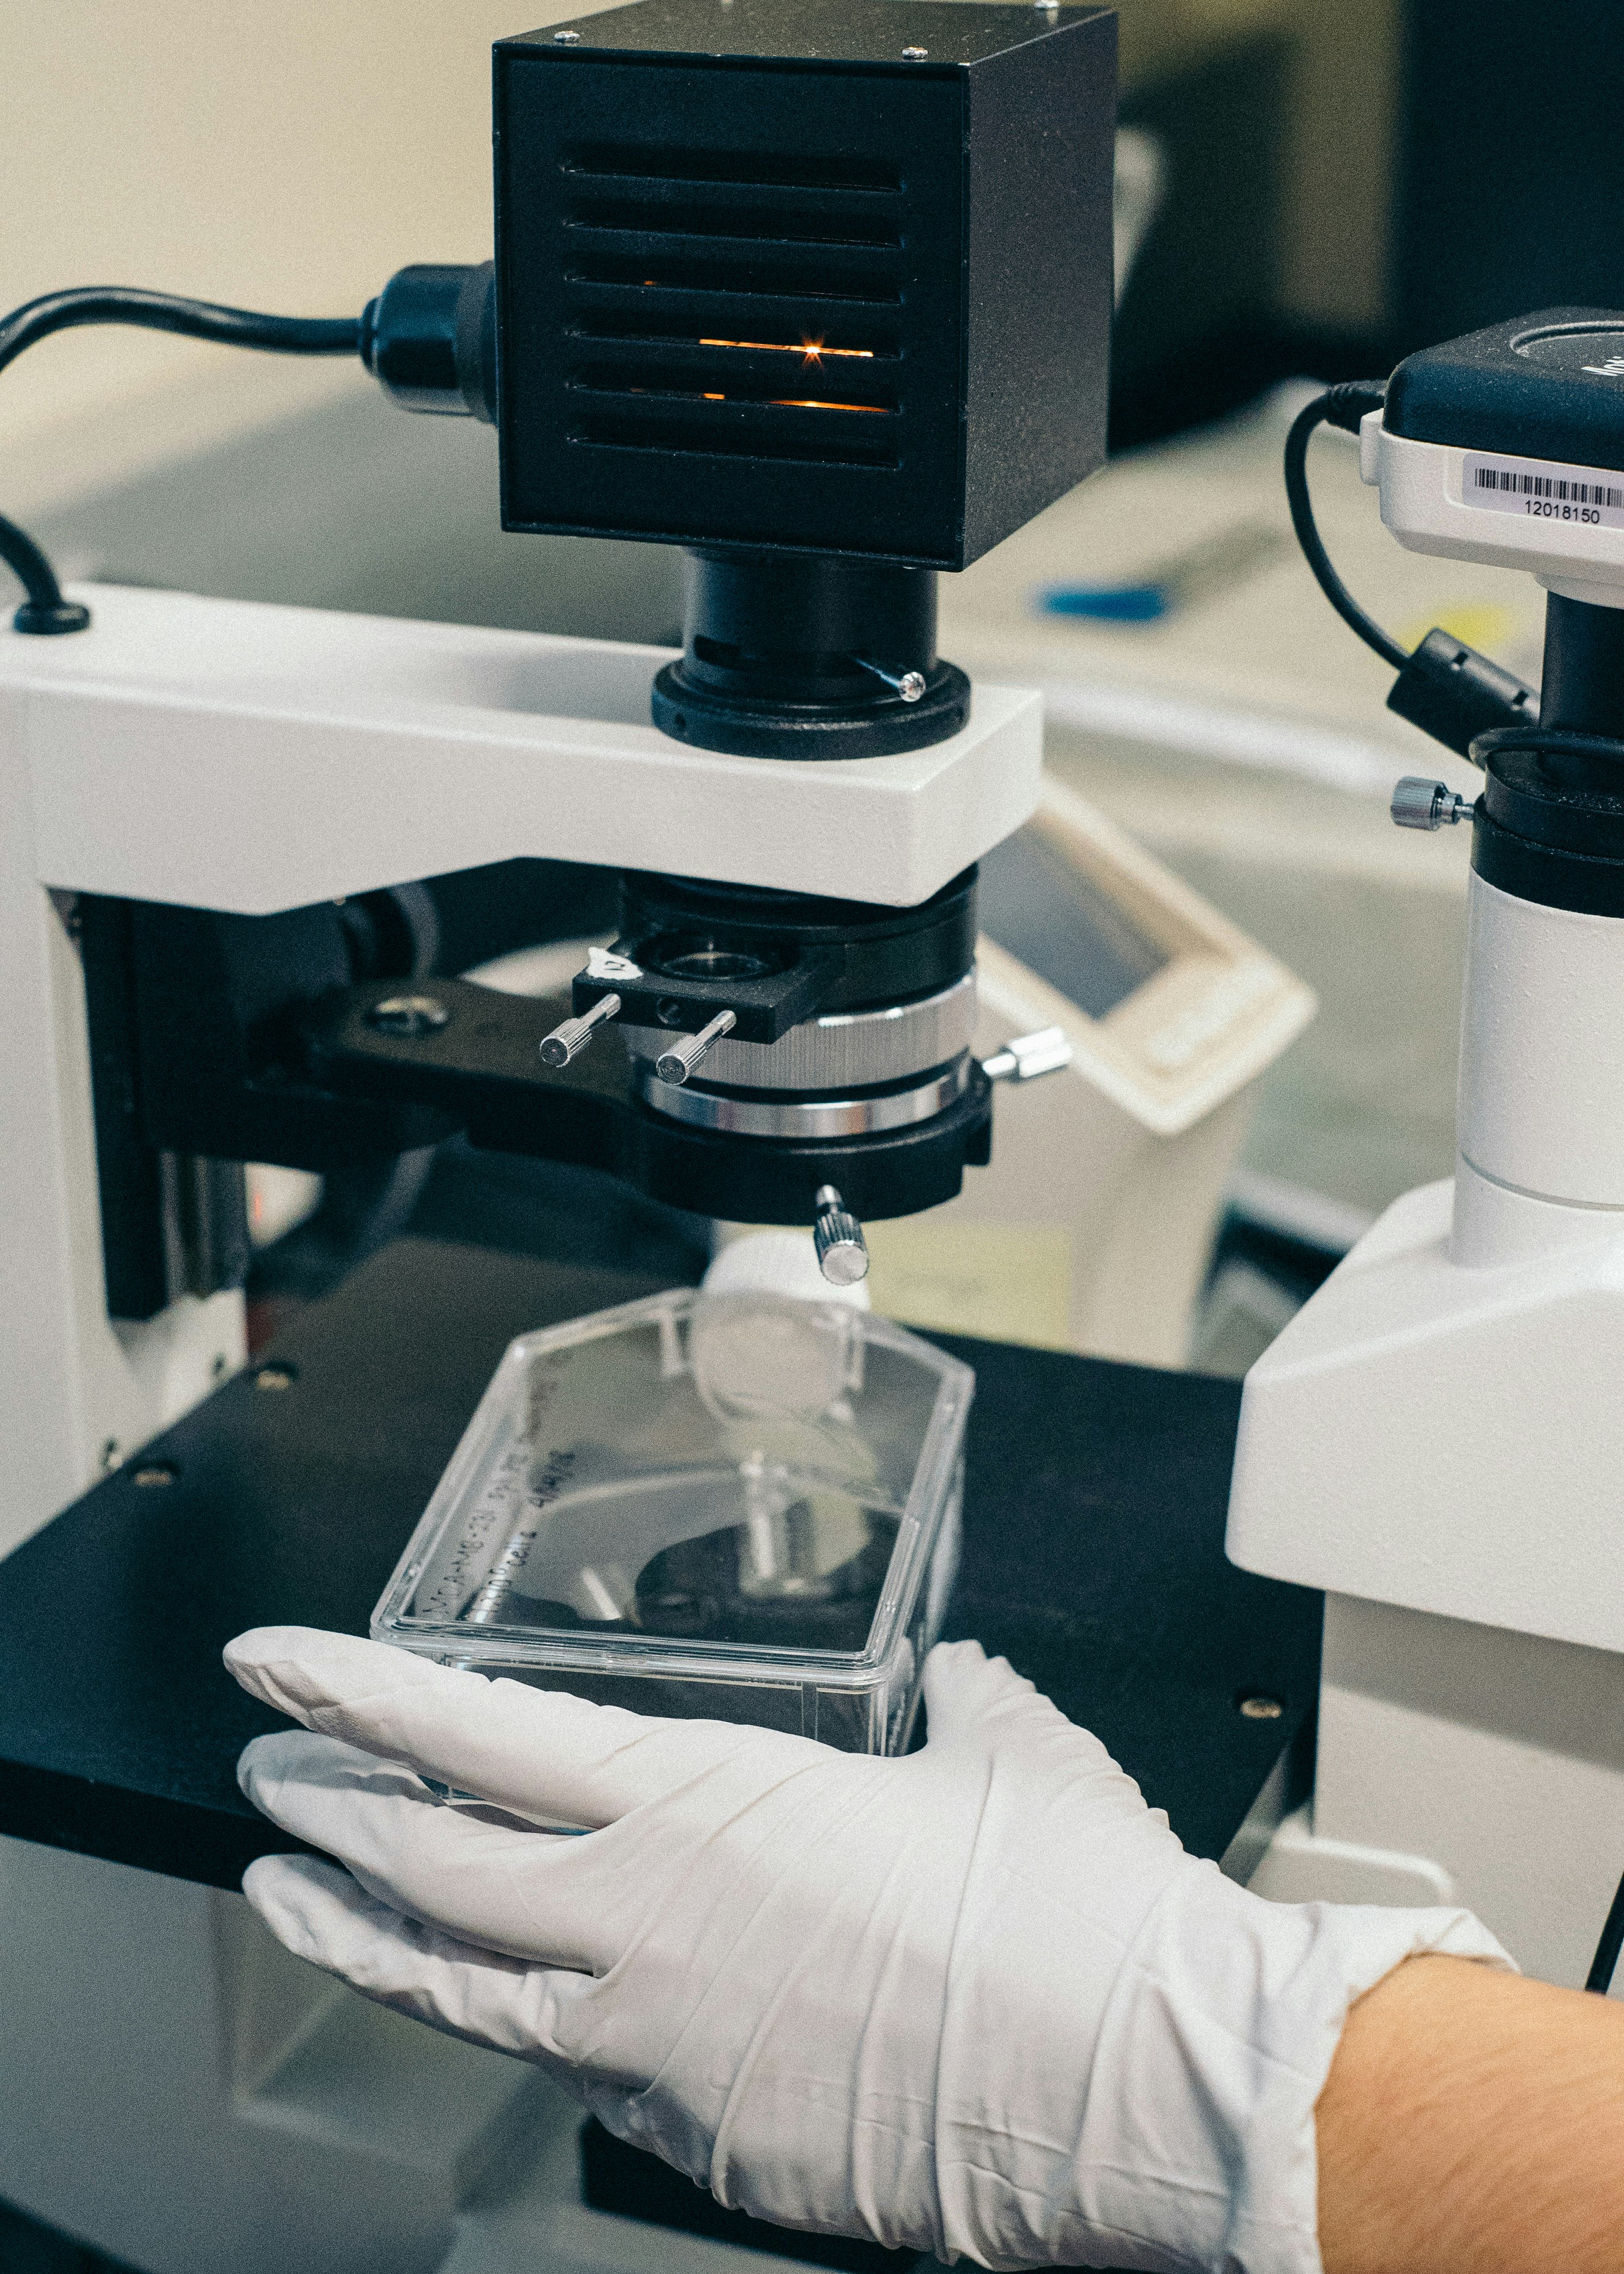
top-left (1230, 317), bottom-right (1624, 1987)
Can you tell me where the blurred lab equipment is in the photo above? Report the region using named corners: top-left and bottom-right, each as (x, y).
top-left (1039, 518), bottom-right (1285, 624)
top-left (858, 781), bottom-right (1314, 1364)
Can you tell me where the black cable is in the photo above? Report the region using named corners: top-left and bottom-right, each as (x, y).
top-left (1587, 1865), bottom-right (1624, 1995)
top-left (1283, 382), bottom-right (1406, 672)
top-left (0, 287), bottom-right (362, 634)
top-left (0, 287), bottom-right (358, 380)
top-left (0, 510), bottom-right (88, 634)
top-left (1473, 724), bottom-right (1624, 768)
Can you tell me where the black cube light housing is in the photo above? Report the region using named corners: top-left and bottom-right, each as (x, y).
top-left (492, 0), bottom-right (1117, 755)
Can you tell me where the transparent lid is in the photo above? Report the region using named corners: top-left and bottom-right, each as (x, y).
top-left (372, 1289), bottom-right (974, 1683)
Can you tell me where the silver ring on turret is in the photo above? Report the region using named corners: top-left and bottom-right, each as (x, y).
top-left (632, 1057), bottom-right (973, 1139)
top-left (618, 970), bottom-right (976, 1097)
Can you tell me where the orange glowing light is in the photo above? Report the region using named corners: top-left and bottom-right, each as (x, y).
top-left (697, 336), bottom-right (876, 361)
top-left (770, 397), bottom-right (888, 414)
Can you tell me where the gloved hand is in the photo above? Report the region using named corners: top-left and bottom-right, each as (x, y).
top-left (227, 1628), bottom-right (1509, 2274)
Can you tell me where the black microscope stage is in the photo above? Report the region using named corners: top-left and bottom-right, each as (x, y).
top-left (0, 1232), bottom-right (1319, 1889)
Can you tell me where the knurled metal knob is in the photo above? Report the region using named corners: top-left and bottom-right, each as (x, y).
top-left (813, 1184), bottom-right (869, 1286)
top-left (540, 990), bottom-right (620, 1067)
top-left (654, 1008), bottom-right (737, 1086)
top-left (1392, 777), bottom-right (1475, 831)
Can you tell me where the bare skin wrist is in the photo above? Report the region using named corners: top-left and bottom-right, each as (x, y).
top-left (1317, 1953), bottom-right (1624, 2273)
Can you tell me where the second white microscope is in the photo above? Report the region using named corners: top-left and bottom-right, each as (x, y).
top-left (1229, 311), bottom-right (1624, 1990)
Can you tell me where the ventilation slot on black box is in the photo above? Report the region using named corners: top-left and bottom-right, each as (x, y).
top-left (560, 147), bottom-right (907, 470)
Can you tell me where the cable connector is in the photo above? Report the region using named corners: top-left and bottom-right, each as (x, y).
top-left (1387, 629), bottom-right (1539, 760)
top-left (1284, 382), bottom-right (1541, 764)
top-left (1315, 380), bottom-right (1388, 438)
top-left (359, 264), bottom-right (495, 423)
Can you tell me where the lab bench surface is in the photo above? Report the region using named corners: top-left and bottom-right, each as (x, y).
top-left (0, 1235), bottom-right (1321, 1890)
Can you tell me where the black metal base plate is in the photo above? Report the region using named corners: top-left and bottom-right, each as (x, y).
top-left (0, 1231), bottom-right (1320, 1890)
top-left (651, 660), bottom-right (972, 759)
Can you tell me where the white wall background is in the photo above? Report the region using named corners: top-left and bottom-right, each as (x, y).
top-left (0, 2), bottom-right (581, 514)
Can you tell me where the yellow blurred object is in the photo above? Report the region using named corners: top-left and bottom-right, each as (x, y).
top-left (863, 1223), bottom-right (1076, 1354)
top-left (1396, 603), bottom-right (1520, 659)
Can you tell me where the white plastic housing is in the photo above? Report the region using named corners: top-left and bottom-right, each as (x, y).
top-left (1459, 872), bottom-right (1624, 1211)
top-left (1, 584), bottom-right (1044, 914)
top-left (1227, 1177), bottom-right (1624, 1655)
top-left (1363, 409), bottom-right (1624, 605)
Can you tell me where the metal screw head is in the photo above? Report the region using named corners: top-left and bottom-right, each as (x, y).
top-left (813, 1184), bottom-right (870, 1285)
top-left (132, 1461), bottom-right (178, 1489)
top-left (897, 670), bottom-right (926, 703)
top-left (1391, 776), bottom-right (1474, 832)
top-left (1237, 1693), bottom-right (1285, 1721)
top-left (553, 26), bottom-right (581, 40)
top-left (366, 993), bottom-right (449, 1036)
top-left (902, 45), bottom-right (928, 57)
top-left (255, 1363), bottom-right (296, 1393)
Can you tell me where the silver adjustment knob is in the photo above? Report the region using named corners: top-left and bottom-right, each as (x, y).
top-left (813, 1184), bottom-right (869, 1286)
top-left (654, 1008), bottom-right (737, 1086)
top-left (1392, 777), bottom-right (1476, 831)
top-left (982, 1024), bottom-right (1073, 1082)
top-left (540, 991), bottom-right (621, 1067)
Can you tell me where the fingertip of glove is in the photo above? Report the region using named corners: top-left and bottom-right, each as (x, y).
top-left (225, 1625), bottom-right (438, 1724)
top-left (236, 1725), bottom-right (311, 1803)
top-left (242, 1852), bottom-right (361, 1964)
top-left (923, 1638), bottom-right (1030, 1707)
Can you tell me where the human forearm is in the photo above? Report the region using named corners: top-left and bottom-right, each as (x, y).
top-left (1318, 1954), bottom-right (1624, 2273)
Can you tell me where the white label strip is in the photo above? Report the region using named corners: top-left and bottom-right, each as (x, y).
top-left (1463, 449), bottom-right (1624, 529)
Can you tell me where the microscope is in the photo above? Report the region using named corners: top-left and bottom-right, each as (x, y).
top-left (1228, 313), bottom-right (1624, 1988)
top-left (0, 0), bottom-right (1116, 1559)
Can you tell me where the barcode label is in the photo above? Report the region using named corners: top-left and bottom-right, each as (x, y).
top-left (1473, 465), bottom-right (1622, 506)
top-left (1464, 450), bottom-right (1624, 528)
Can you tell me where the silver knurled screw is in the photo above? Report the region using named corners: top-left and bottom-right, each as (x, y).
top-left (553, 27), bottom-right (581, 41)
top-left (901, 45), bottom-right (928, 58)
top-left (856, 655), bottom-right (927, 702)
top-left (982, 1024), bottom-right (1073, 1082)
top-left (1391, 776), bottom-right (1476, 831)
top-left (813, 1184), bottom-right (869, 1286)
top-left (540, 991), bottom-right (621, 1067)
top-left (654, 1008), bottom-right (737, 1085)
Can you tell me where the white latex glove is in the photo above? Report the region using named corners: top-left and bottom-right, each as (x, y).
top-left (227, 1628), bottom-right (1510, 2274)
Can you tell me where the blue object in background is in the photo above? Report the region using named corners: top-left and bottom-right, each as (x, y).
top-left (1037, 519), bottom-right (1285, 627)
top-left (1042, 582), bottom-right (1170, 622)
